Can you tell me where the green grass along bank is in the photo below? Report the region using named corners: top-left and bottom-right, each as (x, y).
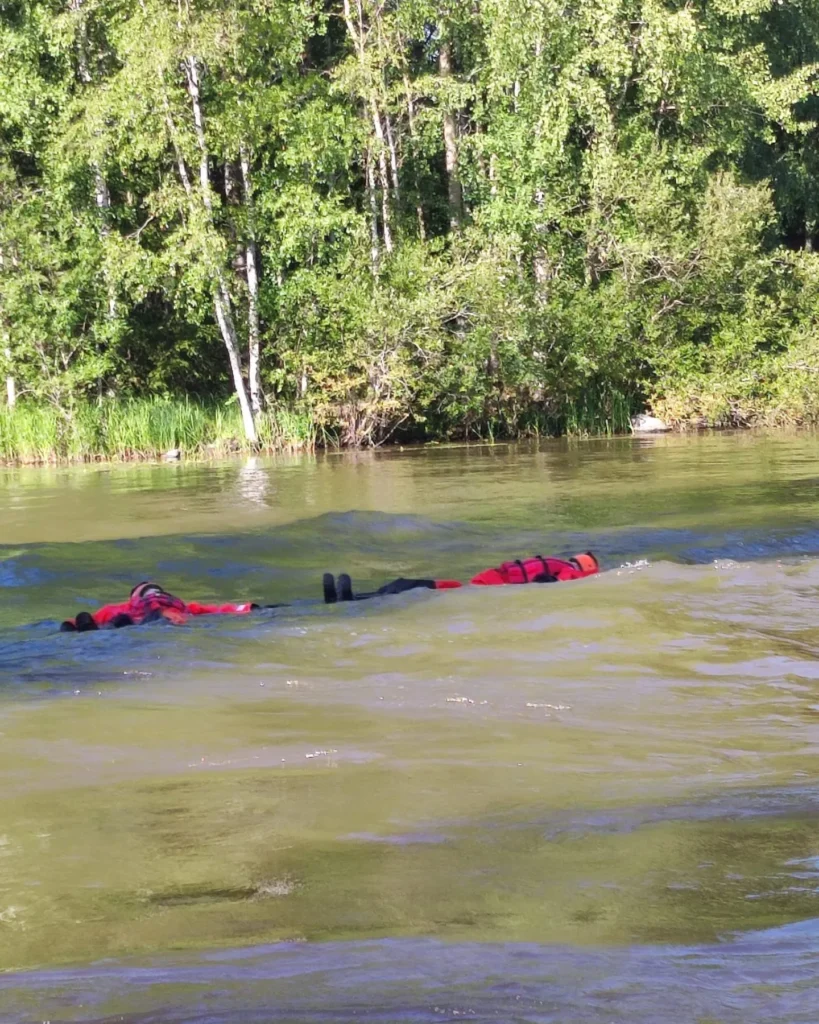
top-left (1, 385), bottom-right (818, 466)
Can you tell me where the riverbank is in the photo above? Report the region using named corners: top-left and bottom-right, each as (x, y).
top-left (0, 395), bottom-right (635, 465)
top-left (1, 387), bottom-right (817, 465)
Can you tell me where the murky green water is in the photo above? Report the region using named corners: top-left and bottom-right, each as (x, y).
top-left (2, 433), bottom-right (819, 1023)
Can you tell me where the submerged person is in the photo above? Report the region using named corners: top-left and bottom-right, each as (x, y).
top-left (322, 551), bottom-right (599, 603)
top-left (59, 582), bottom-right (262, 632)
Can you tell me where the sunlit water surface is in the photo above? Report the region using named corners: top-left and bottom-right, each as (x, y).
top-left (1, 433), bottom-right (819, 1023)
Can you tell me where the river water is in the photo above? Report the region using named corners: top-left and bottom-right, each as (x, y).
top-left (1, 433), bottom-right (818, 1023)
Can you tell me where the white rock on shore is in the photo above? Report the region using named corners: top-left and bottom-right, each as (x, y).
top-left (630, 414), bottom-right (670, 434)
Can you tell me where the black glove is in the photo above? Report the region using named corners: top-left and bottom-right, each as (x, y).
top-left (109, 613), bottom-right (135, 628)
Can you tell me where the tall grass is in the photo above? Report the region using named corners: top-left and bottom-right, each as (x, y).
top-left (0, 398), bottom-right (317, 465)
top-left (0, 389), bottom-right (639, 465)
top-left (564, 389), bottom-right (633, 437)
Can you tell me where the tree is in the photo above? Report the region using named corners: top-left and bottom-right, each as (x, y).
top-left (4, 0), bottom-right (819, 450)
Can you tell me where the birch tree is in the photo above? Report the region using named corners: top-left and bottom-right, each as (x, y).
top-left (93, 0), bottom-right (316, 441)
top-left (4, 0), bottom-right (819, 441)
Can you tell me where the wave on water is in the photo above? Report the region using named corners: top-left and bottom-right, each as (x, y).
top-left (2, 510), bottom-right (819, 695)
top-left (2, 508), bottom-right (819, 594)
top-left (2, 927), bottom-right (819, 1024)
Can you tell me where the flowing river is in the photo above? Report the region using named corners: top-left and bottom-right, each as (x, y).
top-left (1, 432), bottom-right (819, 1023)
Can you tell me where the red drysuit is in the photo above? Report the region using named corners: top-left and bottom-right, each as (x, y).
top-left (60, 582), bottom-right (254, 631)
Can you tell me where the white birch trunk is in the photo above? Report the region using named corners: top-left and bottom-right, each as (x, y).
top-left (439, 40), bottom-right (463, 232)
top-left (0, 244), bottom-right (12, 407)
top-left (4, 347), bottom-right (14, 408)
top-left (94, 175), bottom-right (116, 320)
top-left (343, 0), bottom-right (392, 258)
top-left (366, 150), bottom-right (381, 275)
top-left (182, 55), bottom-right (257, 444)
top-left (224, 161), bottom-right (237, 202)
top-left (240, 147), bottom-right (262, 417)
top-left (403, 74), bottom-right (426, 240)
top-left (71, 0), bottom-right (116, 320)
top-left (384, 111), bottom-right (401, 204)
top-left (370, 105), bottom-right (393, 254)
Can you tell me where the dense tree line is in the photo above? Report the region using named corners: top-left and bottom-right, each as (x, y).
top-left (2, 0), bottom-right (819, 448)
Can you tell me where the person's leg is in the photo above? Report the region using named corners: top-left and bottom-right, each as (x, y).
top-left (375, 577), bottom-right (437, 596)
top-left (323, 574), bottom-right (437, 603)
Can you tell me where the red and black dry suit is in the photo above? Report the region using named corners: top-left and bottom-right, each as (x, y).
top-left (323, 552), bottom-right (599, 603)
top-left (60, 582), bottom-right (256, 632)
top-left (469, 552), bottom-right (599, 586)
top-left (60, 554), bottom-right (601, 631)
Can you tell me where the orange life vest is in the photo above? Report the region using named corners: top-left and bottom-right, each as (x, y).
top-left (470, 552), bottom-right (599, 586)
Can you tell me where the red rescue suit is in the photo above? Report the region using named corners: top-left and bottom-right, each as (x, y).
top-left (470, 552), bottom-right (599, 586)
top-left (361, 552), bottom-right (600, 597)
top-left (89, 593), bottom-right (252, 627)
top-left (60, 582), bottom-right (254, 631)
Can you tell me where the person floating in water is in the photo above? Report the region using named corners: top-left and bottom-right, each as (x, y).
top-left (59, 552), bottom-right (599, 632)
top-left (59, 582), bottom-right (260, 632)
top-left (322, 552), bottom-right (599, 602)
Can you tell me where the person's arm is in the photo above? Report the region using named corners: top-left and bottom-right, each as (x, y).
top-left (184, 602), bottom-right (255, 616)
top-left (60, 602), bottom-right (135, 632)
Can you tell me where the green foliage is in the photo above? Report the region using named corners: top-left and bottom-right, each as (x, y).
top-left (2, 0), bottom-right (819, 460)
top-left (0, 398), bottom-right (315, 463)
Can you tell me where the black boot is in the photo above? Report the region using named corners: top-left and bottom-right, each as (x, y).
top-left (323, 573), bottom-right (437, 606)
top-left (323, 573), bottom-right (356, 603)
top-left (323, 573), bottom-right (338, 604)
top-left (74, 612), bottom-right (99, 632)
top-left (337, 574), bottom-right (354, 602)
